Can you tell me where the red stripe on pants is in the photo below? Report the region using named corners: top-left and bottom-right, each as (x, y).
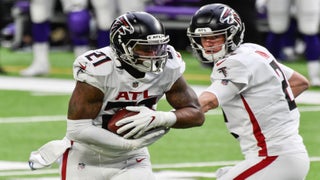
top-left (234, 156), bottom-right (278, 180)
top-left (61, 141), bottom-right (73, 180)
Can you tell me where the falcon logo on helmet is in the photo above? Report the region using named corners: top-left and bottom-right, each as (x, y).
top-left (111, 15), bottom-right (134, 36)
top-left (220, 7), bottom-right (241, 27)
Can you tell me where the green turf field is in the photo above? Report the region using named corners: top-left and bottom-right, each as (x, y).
top-left (0, 47), bottom-right (319, 179)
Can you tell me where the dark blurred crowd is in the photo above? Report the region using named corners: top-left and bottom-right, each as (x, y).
top-left (0, 0), bottom-right (264, 51)
top-left (1, 0), bottom-right (320, 85)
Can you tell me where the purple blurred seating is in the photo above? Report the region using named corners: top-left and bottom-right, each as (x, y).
top-left (146, 5), bottom-right (198, 19)
top-left (145, 0), bottom-right (200, 29)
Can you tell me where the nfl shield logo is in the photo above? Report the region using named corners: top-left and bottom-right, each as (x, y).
top-left (132, 81), bottom-right (139, 88)
top-left (78, 162), bottom-right (86, 170)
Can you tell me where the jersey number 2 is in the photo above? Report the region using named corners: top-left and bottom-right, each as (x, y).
top-left (269, 60), bottom-right (296, 110)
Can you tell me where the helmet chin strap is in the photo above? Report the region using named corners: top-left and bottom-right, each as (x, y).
top-left (202, 44), bottom-right (226, 63)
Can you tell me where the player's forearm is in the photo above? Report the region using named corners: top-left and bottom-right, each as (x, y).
top-left (199, 91), bottom-right (219, 112)
top-left (289, 71), bottom-right (310, 97)
top-left (172, 107), bottom-right (204, 128)
top-left (66, 119), bottom-right (134, 150)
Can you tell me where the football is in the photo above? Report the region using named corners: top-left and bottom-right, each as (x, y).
top-left (107, 108), bottom-right (139, 136)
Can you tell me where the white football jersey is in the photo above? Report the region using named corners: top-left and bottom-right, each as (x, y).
top-left (74, 45), bottom-right (185, 127)
top-left (206, 43), bottom-right (307, 158)
top-left (72, 45), bottom-right (185, 157)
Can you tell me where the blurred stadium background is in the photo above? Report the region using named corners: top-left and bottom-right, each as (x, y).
top-left (0, 0), bottom-right (320, 179)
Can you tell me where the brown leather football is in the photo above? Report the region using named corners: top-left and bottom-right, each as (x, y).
top-left (107, 108), bottom-right (138, 136)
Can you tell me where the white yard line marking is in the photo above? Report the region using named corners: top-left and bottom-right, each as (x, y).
top-left (155, 170), bottom-right (217, 179)
top-left (1, 157), bottom-right (320, 178)
top-left (299, 106), bottom-right (320, 112)
top-left (1, 76), bottom-right (320, 104)
top-left (0, 116), bottom-right (66, 123)
top-left (206, 106), bottom-right (320, 115)
top-left (0, 76), bottom-right (75, 93)
top-left (0, 105), bottom-right (319, 124)
top-left (0, 169), bottom-right (59, 176)
top-left (153, 156), bottom-right (320, 169)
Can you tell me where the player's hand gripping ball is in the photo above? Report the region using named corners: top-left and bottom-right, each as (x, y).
top-left (107, 108), bottom-right (138, 136)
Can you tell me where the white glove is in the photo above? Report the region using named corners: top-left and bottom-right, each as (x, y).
top-left (28, 137), bottom-right (71, 170)
top-left (125, 127), bottom-right (170, 150)
top-left (67, 119), bottom-right (168, 151)
top-left (116, 106), bottom-right (177, 139)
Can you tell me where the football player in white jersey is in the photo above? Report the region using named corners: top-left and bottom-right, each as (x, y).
top-left (28, 12), bottom-right (204, 179)
top-left (187, 4), bottom-right (310, 180)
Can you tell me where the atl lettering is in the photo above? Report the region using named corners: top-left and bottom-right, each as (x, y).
top-left (115, 90), bottom-right (149, 100)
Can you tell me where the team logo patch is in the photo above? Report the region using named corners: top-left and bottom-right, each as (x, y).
top-left (111, 15), bottom-right (134, 36)
top-left (79, 62), bottom-right (87, 70)
top-left (218, 67), bottom-right (228, 77)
